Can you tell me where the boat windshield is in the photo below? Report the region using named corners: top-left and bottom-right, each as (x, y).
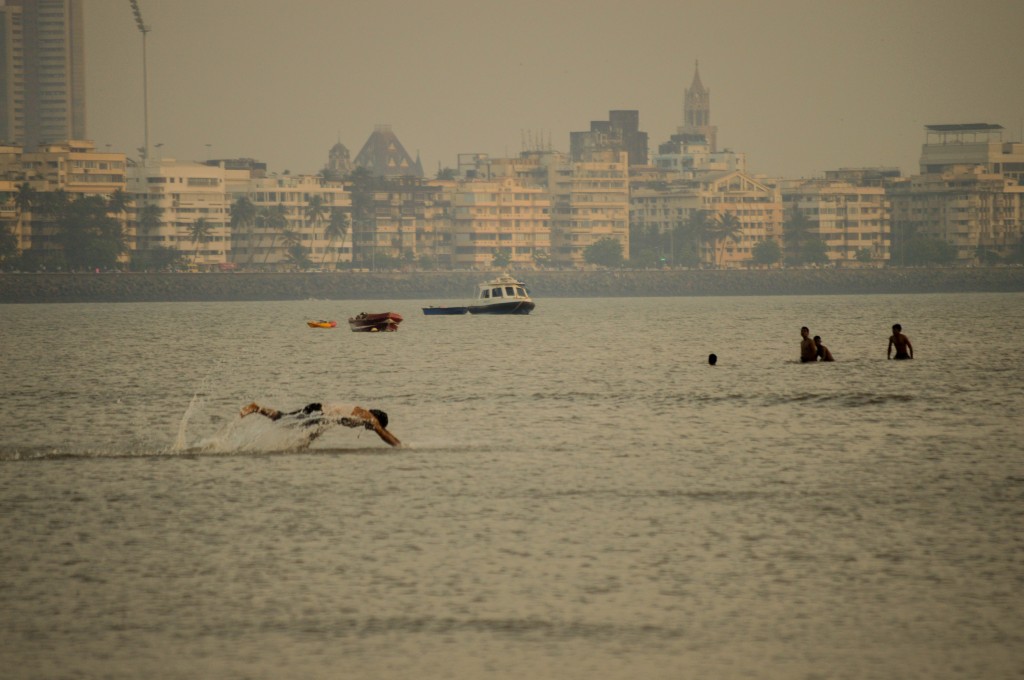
top-left (516, 287), bottom-right (527, 297)
top-left (491, 287), bottom-right (504, 298)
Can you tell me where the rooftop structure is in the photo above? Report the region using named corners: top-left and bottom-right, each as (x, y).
top-left (353, 124), bottom-right (423, 178)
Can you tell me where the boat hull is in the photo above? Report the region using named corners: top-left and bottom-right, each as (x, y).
top-left (423, 306), bottom-right (468, 315)
top-left (467, 300), bottom-right (535, 315)
top-left (348, 312), bottom-right (403, 332)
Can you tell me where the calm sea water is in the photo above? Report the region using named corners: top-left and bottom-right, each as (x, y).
top-left (1, 294), bottom-right (1022, 679)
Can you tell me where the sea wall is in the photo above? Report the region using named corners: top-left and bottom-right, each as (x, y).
top-left (1, 268), bottom-right (1023, 304)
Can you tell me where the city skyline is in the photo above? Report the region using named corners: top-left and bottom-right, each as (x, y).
top-left (80, 0), bottom-right (1024, 179)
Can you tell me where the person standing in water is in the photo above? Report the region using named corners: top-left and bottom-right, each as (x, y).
top-left (887, 324), bottom-right (913, 360)
top-left (800, 326), bottom-right (817, 363)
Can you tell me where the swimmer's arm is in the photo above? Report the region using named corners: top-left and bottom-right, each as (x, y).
top-left (340, 407), bottom-right (402, 448)
top-left (906, 337), bottom-right (913, 359)
top-left (374, 427), bottom-right (402, 448)
top-left (887, 336), bottom-right (894, 359)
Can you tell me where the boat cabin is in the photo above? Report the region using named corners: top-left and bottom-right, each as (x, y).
top-left (479, 282), bottom-right (529, 301)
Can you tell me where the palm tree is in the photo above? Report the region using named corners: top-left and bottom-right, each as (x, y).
top-left (230, 196), bottom-right (257, 266)
top-left (283, 243), bottom-right (313, 270)
top-left (305, 194), bottom-right (328, 233)
top-left (38, 189), bottom-right (71, 220)
top-left (304, 194), bottom-right (328, 265)
top-left (711, 212), bottom-right (742, 267)
top-left (784, 205), bottom-right (813, 264)
top-left (188, 217), bottom-right (211, 266)
top-left (107, 189), bottom-right (129, 216)
top-left (14, 183), bottom-right (36, 249)
top-left (321, 208), bottom-right (350, 267)
top-left (260, 203), bottom-right (288, 266)
top-left (684, 209), bottom-right (715, 267)
top-left (137, 204), bottom-right (164, 251)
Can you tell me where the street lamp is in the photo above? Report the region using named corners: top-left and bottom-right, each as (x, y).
top-left (129, 1), bottom-right (151, 165)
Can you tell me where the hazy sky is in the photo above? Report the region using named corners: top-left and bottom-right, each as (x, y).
top-left (84, 0), bottom-right (1024, 179)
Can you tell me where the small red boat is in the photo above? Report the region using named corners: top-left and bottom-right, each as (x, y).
top-left (348, 311), bottom-right (403, 332)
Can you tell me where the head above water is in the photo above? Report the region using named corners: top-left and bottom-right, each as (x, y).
top-left (708, 353), bottom-right (717, 365)
top-left (369, 409), bottom-right (388, 429)
top-left (892, 323), bottom-right (902, 333)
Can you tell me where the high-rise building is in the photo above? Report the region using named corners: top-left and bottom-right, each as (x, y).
top-left (0, 0), bottom-right (86, 148)
top-left (570, 110), bottom-right (648, 166)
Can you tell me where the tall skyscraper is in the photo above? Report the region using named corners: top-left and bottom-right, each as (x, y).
top-left (679, 61), bottom-right (717, 152)
top-left (0, 0), bottom-right (86, 148)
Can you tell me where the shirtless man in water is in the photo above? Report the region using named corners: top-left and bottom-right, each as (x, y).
top-left (887, 324), bottom-right (913, 360)
top-left (240, 402), bottom-right (401, 447)
top-left (800, 326), bottom-right (818, 363)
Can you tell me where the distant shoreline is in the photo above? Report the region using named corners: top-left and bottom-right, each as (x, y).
top-left (1, 268), bottom-right (1022, 304)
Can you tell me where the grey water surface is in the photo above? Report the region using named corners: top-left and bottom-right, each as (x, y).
top-left (1, 294), bottom-right (1022, 679)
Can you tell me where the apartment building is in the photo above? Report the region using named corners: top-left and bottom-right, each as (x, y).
top-left (128, 158), bottom-right (230, 269)
top-left (653, 132), bottom-right (745, 177)
top-left (888, 167), bottom-right (1023, 264)
top-left (234, 173), bottom-right (350, 270)
top-left (920, 123), bottom-right (1024, 183)
top-left (0, 0), bottom-right (86, 148)
top-left (697, 172), bottom-right (782, 267)
top-left (347, 177), bottom-right (449, 268)
top-left (630, 170), bottom-right (782, 268)
top-left (449, 176), bottom-right (550, 270)
top-left (19, 139), bottom-right (125, 196)
top-left (0, 139), bottom-right (126, 257)
top-left (782, 178), bottom-right (891, 266)
top-left (548, 149), bottom-right (629, 268)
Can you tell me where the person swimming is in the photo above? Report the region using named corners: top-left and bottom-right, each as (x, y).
top-left (239, 402), bottom-right (401, 447)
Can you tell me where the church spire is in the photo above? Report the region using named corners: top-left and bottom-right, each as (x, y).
top-left (680, 60), bottom-right (717, 152)
top-left (690, 60), bottom-right (705, 94)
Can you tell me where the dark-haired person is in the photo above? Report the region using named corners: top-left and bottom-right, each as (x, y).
top-left (800, 326), bottom-right (817, 363)
top-left (240, 401), bottom-right (401, 447)
top-left (813, 335), bottom-right (835, 362)
top-left (887, 324), bottom-right (913, 361)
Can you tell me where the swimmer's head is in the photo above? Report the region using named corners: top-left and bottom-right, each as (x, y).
top-left (892, 323), bottom-right (902, 332)
top-left (369, 409), bottom-right (388, 429)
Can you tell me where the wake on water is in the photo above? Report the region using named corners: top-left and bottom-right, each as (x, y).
top-left (174, 395), bottom-right (375, 456)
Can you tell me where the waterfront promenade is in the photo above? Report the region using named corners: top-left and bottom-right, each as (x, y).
top-left (1, 267), bottom-right (1023, 304)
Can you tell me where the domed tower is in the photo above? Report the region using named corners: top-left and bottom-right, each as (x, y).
top-left (325, 141), bottom-right (353, 177)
